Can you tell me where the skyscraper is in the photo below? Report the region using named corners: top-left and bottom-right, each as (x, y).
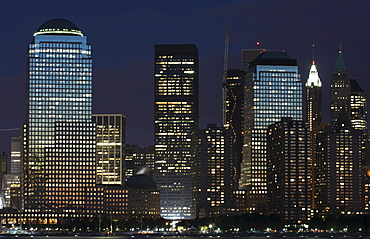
top-left (350, 79), bottom-right (368, 140)
top-left (22, 19), bottom-right (99, 217)
top-left (93, 114), bottom-right (126, 185)
top-left (192, 124), bottom-right (238, 218)
top-left (330, 46), bottom-right (351, 125)
top-left (154, 44), bottom-right (199, 220)
top-left (267, 118), bottom-right (311, 221)
top-left (241, 52), bottom-right (303, 212)
top-left (315, 114), bottom-right (362, 216)
top-left (306, 60), bottom-right (322, 132)
top-left (223, 69), bottom-right (246, 188)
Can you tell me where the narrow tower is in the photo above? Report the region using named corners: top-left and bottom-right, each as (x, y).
top-left (306, 47), bottom-right (322, 131)
top-left (330, 45), bottom-right (351, 125)
top-left (154, 44), bottom-right (199, 220)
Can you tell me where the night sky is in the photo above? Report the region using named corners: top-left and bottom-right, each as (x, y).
top-left (1, 0), bottom-right (370, 154)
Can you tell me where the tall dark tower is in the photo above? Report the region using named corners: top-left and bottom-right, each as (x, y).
top-left (223, 69), bottom-right (246, 188)
top-left (330, 46), bottom-right (351, 125)
top-left (154, 44), bottom-right (199, 220)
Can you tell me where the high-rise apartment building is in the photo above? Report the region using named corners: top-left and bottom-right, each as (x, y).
top-left (267, 118), bottom-right (311, 221)
top-left (22, 19), bottom-right (100, 217)
top-left (154, 44), bottom-right (199, 220)
top-left (93, 114), bottom-right (126, 185)
top-left (223, 69), bottom-right (246, 188)
top-left (192, 124), bottom-right (239, 218)
top-left (330, 47), bottom-right (351, 125)
top-left (241, 52), bottom-right (303, 212)
top-left (315, 113), bottom-right (362, 216)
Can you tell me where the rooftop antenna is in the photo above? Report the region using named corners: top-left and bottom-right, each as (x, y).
top-left (222, 26), bottom-right (229, 126)
top-left (312, 44), bottom-right (315, 64)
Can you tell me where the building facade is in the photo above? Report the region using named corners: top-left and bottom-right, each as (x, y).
top-left (22, 18), bottom-right (99, 217)
top-left (330, 47), bottom-right (351, 125)
top-left (125, 144), bottom-right (155, 179)
top-left (350, 79), bottom-right (367, 142)
top-left (93, 114), bottom-right (126, 185)
top-left (241, 48), bottom-right (266, 71)
top-left (315, 114), bottom-right (362, 216)
top-left (223, 69), bottom-right (246, 189)
top-left (154, 44), bottom-right (199, 219)
top-left (267, 118), bottom-right (311, 221)
top-left (192, 124), bottom-right (240, 218)
top-left (241, 52), bottom-right (303, 212)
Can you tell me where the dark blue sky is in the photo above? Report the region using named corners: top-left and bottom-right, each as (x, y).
top-left (1, 0), bottom-right (370, 154)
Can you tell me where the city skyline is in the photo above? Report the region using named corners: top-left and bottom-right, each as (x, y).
top-left (1, 1), bottom-right (370, 154)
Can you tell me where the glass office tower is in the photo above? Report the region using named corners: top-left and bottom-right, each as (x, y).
top-left (23, 19), bottom-right (98, 217)
top-left (241, 52), bottom-right (303, 212)
top-left (154, 44), bottom-right (199, 220)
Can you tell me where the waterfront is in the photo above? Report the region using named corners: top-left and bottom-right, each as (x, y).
top-left (2, 235), bottom-right (370, 238)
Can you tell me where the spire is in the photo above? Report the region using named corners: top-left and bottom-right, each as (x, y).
top-left (332, 43), bottom-right (348, 74)
top-left (306, 45), bottom-right (322, 87)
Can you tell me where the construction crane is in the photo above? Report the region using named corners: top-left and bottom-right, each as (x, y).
top-left (222, 26), bottom-right (229, 126)
top-left (0, 128), bottom-right (20, 132)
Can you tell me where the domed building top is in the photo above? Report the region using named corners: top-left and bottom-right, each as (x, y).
top-left (34, 18), bottom-right (83, 37)
top-left (125, 174), bottom-right (157, 189)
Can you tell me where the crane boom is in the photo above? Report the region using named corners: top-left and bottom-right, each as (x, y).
top-left (0, 128), bottom-right (20, 132)
top-left (222, 26), bottom-right (229, 126)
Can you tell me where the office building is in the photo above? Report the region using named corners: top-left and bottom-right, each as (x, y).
top-left (315, 113), bottom-right (362, 216)
top-left (350, 79), bottom-right (367, 141)
top-left (22, 18), bottom-right (99, 217)
top-left (126, 173), bottom-right (160, 219)
top-left (3, 137), bottom-right (21, 209)
top-left (10, 137), bottom-right (21, 174)
top-left (267, 118), bottom-right (311, 221)
top-left (192, 124), bottom-right (240, 218)
top-left (241, 48), bottom-right (266, 71)
top-left (330, 46), bottom-right (351, 125)
top-left (154, 44), bottom-right (199, 219)
top-left (103, 185), bottom-right (129, 220)
top-left (223, 69), bottom-right (246, 188)
top-left (125, 144), bottom-right (155, 179)
top-left (93, 114), bottom-right (126, 185)
top-left (241, 51), bottom-right (303, 212)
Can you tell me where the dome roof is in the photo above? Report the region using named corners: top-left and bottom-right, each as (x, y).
top-left (34, 18), bottom-right (83, 36)
top-left (125, 175), bottom-right (157, 189)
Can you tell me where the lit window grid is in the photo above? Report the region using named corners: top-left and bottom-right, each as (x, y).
top-left (242, 65), bottom-right (303, 196)
top-left (24, 34), bottom-right (93, 211)
top-left (154, 47), bottom-right (198, 220)
top-left (93, 115), bottom-right (125, 185)
top-left (315, 127), bottom-right (362, 215)
top-left (267, 120), bottom-right (311, 221)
